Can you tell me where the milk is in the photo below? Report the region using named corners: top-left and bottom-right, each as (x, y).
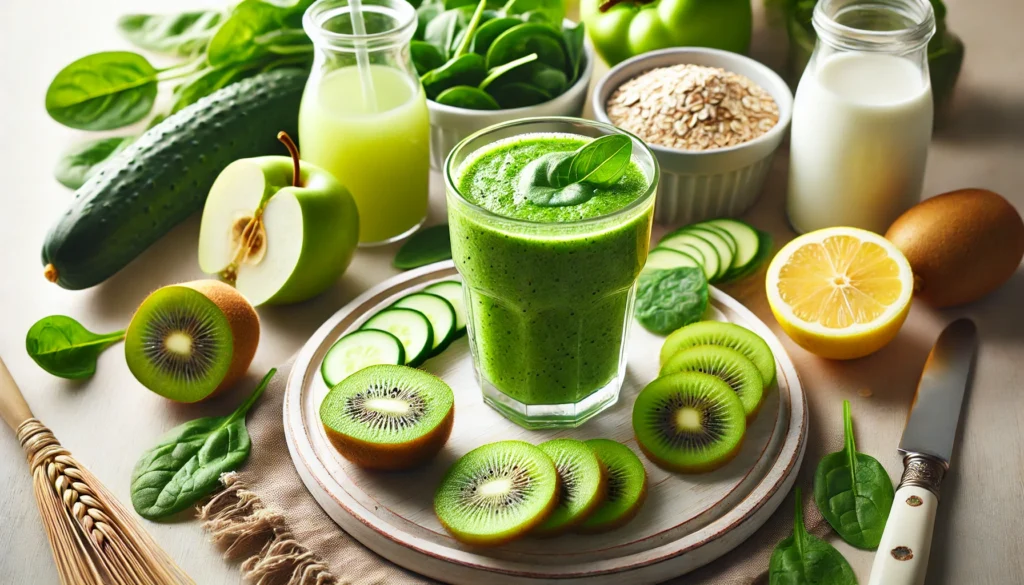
top-left (787, 52), bottom-right (933, 234)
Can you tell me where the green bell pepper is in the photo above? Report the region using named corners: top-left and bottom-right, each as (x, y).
top-left (580, 0), bottom-right (752, 66)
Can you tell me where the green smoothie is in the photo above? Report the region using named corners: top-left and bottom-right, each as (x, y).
top-left (448, 132), bottom-right (655, 411)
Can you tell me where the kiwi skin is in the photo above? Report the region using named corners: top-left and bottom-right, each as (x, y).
top-left (532, 440), bottom-right (608, 537)
top-left (324, 407), bottom-right (454, 471)
top-left (577, 440), bottom-right (648, 534)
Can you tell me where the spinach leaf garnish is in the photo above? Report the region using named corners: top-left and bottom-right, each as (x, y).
top-left (516, 135), bottom-right (632, 207)
top-left (130, 369), bottom-right (276, 520)
top-left (25, 315), bottom-right (125, 380)
top-left (54, 136), bottom-right (135, 190)
top-left (634, 266), bottom-right (709, 335)
top-left (814, 400), bottom-right (895, 550)
top-left (769, 488), bottom-right (858, 585)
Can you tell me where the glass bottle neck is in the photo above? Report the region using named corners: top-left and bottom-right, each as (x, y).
top-left (812, 0), bottom-right (935, 56)
top-left (303, 0), bottom-right (416, 55)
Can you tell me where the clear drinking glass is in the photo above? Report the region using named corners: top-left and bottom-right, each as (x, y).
top-left (787, 0), bottom-right (936, 234)
top-left (300, 0), bottom-right (429, 246)
top-left (445, 118), bottom-right (659, 429)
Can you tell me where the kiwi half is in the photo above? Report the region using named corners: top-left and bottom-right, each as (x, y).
top-left (660, 345), bottom-right (765, 419)
top-left (435, 441), bottom-right (558, 546)
top-left (533, 439), bottom-right (606, 536)
top-left (320, 365), bottom-right (454, 471)
top-left (124, 280), bottom-right (259, 403)
top-left (578, 439), bottom-right (647, 533)
top-left (633, 372), bottom-right (746, 473)
top-left (660, 321), bottom-right (776, 386)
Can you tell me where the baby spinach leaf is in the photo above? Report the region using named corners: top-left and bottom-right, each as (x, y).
top-left (485, 22), bottom-right (566, 71)
top-left (471, 17), bottom-right (522, 55)
top-left (118, 10), bottom-right (223, 57)
top-left (412, 40), bottom-right (447, 75)
top-left (45, 51), bottom-right (159, 130)
top-left (422, 53), bottom-right (487, 98)
top-left (416, 2), bottom-right (445, 40)
top-left (769, 488), bottom-right (858, 585)
top-left (394, 224), bottom-right (453, 269)
top-left (170, 63), bottom-right (250, 113)
top-left (53, 136), bottom-right (135, 189)
top-left (451, 0), bottom-right (489, 58)
top-left (436, 85), bottom-right (500, 109)
top-left (424, 8), bottom-right (467, 56)
top-left (25, 316), bottom-right (125, 380)
top-left (501, 0), bottom-right (565, 25)
top-left (634, 266), bottom-right (709, 335)
top-left (207, 0), bottom-right (286, 67)
top-left (562, 21), bottom-right (585, 83)
top-left (487, 81), bottom-right (550, 108)
top-left (814, 400), bottom-right (895, 550)
top-left (478, 52), bottom-right (538, 90)
top-left (528, 63), bottom-right (567, 96)
top-left (569, 134), bottom-right (632, 187)
top-left (130, 369), bottom-right (277, 520)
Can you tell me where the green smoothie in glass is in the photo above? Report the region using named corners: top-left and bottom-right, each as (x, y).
top-left (445, 118), bottom-right (658, 429)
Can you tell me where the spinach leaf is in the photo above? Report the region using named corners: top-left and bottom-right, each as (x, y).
top-left (451, 0), bottom-right (489, 58)
top-left (394, 224), bottom-right (453, 269)
top-left (569, 134), bottom-right (631, 186)
top-left (471, 17), bottom-right (521, 55)
top-left (501, 0), bottom-right (564, 25)
top-left (25, 316), bottom-right (125, 380)
top-left (170, 64), bottom-right (251, 113)
top-left (207, 0), bottom-right (288, 67)
top-left (118, 11), bottom-right (223, 57)
top-left (53, 136), bottom-right (135, 189)
top-left (424, 8), bottom-right (467, 56)
top-left (487, 81), bottom-right (550, 108)
top-left (634, 266), bottom-right (709, 335)
top-left (422, 53), bottom-right (487, 98)
top-left (485, 22), bottom-right (566, 71)
top-left (814, 400), bottom-right (895, 550)
top-left (45, 51), bottom-right (159, 130)
top-left (561, 21), bottom-right (585, 83)
top-left (528, 63), bottom-right (567, 96)
top-left (769, 488), bottom-right (858, 585)
top-left (131, 369), bottom-right (277, 520)
top-left (517, 135), bottom-right (633, 207)
top-left (412, 40), bottom-right (447, 76)
top-left (478, 52), bottom-right (538, 90)
top-left (436, 85), bottom-right (500, 109)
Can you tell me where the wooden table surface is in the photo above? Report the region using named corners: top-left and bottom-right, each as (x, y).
top-left (1, 0), bottom-right (1021, 583)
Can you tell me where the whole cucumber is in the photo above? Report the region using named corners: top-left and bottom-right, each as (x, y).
top-left (42, 69), bottom-right (308, 290)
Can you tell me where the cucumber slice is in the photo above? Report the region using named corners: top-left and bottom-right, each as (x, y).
top-left (699, 224), bottom-right (738, 256)
top-left (704, 219), bottom-right (761, 276)
top-left (659, 232), bottom-right (720, 281)
top-left (644, 248), bottom-right (702, 272)
top-left (321, 330), bottom-right (405, 387)
top-left (393, 292), bottom-right (456, 356)
top-left (423, 280), bottom-right (467, 337)
top-left (361, 308), bottom-right (433, 367)
top-left (726, 230), bottom-right (773, 281)
top-left (682, 226), bottom-right (735, 282)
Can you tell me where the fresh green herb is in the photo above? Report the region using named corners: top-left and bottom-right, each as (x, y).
top-left (485, 22), bottom-right (566, 71)
top-left (208, 0), bottom-right (292, 67)
top-left (25, 316), bottom-right (125, 380)
top-left (769, 488), bottom-right (858, 585)
top-left (478, 52), bottom-right (538, 90)
top-left (516, 135), bottom-right (633, 207)
top-left (422, 53), bottom-right (488, 98)
top-left (45, 52), bottom-right (162, 131)
top-left (501, 0), bottom-right (565, 28)
top-left (634, 267), bottom-right (709, 335)
top-left (117, 10), bottom-right (223, 57)
top-left (813, 400), bottom-right (895, 550)
top-left (412, 40), bottom-right (448, 75)
top-left (53, 136), bottom-right (135, 189)
top-left (394, 225), bottom-right (453, 270)
top-left (490, 81), bottom-right (551, 108)
top-left (436, 85), bottom-right (501, 109)
top-left (562, 21), bottom-right (585, 83)
top-left (470, 17), bottom-right (521, 55)
top-left (568, 134), bottom-right (632, 187)
top-left (130, 369), bottom-right (276, 520)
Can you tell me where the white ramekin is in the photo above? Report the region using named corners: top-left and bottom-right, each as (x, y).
top-left (427, 35), bottom-right (595, 170)
top-left (593, 48), bottom-right (794, 226)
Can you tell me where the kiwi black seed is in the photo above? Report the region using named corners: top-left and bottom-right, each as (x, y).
top-left (533, 439), bottom-right (606, 536)
top-left (124, 280), bottom-right (259, 403)
top-left (659, 321), bottom-right (776, 386)
top-left (577, 439), bottom-right (647, 533)
top-left (660, 345), bottom-right (765, 419)
top-left (319, 364), bottom-right (454, 470)
top-left (434, 441), bottom-right (558, 546)
top-left (633, 372), bottom-right (746, 474)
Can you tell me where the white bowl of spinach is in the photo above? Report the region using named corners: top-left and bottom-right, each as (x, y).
top-left (412, 0), bottom-right (592, 169)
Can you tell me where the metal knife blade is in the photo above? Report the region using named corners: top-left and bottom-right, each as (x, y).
top-left (898, 318), bottom-right (978, 465)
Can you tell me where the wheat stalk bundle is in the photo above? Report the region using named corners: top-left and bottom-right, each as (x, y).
top-left (1, 357), bottom-right (194, 585)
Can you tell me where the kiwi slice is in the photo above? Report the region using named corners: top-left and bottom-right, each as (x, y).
top-left (435, 441), bottom-right (558, 546)
top-left (320, 364), bottom-right (454, 471)
top-left (660, 345), bottom-right (765, 419)
top-left (660, 321), bottom-right (776, 386)
top-left (533, 439), bottom-right (606, 536)
top-left (578, 439), bottom-right (647, 533)
top-left (633, 372), bottom-right (747, 473)
top-left (124, 280), bottom-right (259, 403)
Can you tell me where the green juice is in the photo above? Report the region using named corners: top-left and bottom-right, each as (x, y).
top-left (449, 132), bottom-right (655, 422)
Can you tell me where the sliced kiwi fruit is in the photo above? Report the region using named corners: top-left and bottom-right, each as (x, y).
top-left (124, 280), bottom-right (259, 403)
top-left (435, 440), bottom-right (558, 546)
top-left (633, 372), bottom-right (747, 473)
top-left (577, 439), bottom-right (647, 533)
top-left (660, 345), bottom-right (765, 419)
top-left (320, 365), bottom-right (454, 471)
top-left (660, 321), bottom-right (776, 386)
top-left (533, 439), bottom-right (606, 536)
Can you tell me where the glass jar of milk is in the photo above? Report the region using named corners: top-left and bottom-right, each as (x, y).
top-left (787, 0), bottom-right (936, 234)
top-left (300, 0), bottom-right (430, 246)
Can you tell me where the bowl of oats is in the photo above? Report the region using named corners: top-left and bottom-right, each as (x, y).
top-left (593, 48), bottom-right (793, 225)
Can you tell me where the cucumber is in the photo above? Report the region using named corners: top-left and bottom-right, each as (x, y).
top-left (321, 330), bottom-right (405, 387)
top-left (660, 232), bottom-right (720, 282)
top-left (42, 69), bottom-right (308, 290)
top-left (361, 308), bottom-right (434, 367)
top-left (393, 292), bottom-right (456, 356)
top-left (682, 226), bottom-right (735, 282)
top-left (423, 280), bottom-right (467, 337)
top-left (704, 219), bottom-right (762, 278)
top-left (643, 248), bottom-right (701, 272)
top-left (700, 224), bottom-right (739, 256)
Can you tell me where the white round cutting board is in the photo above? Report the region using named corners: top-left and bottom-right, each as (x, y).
top-left (284, 261), bottom-right (807, 584)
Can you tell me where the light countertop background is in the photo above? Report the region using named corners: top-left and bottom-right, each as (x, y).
top-left (1, 0), bottom-right (1022, 583)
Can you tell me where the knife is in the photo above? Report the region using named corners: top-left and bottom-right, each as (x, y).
top-left (868, 318), bottom-right (978, 585)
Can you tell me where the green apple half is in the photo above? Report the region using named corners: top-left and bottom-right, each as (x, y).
top-left (198, 148), bottom-right (359, 306)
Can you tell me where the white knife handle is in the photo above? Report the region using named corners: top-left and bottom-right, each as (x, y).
top-left (868, 455), bottom-right (946, 585)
